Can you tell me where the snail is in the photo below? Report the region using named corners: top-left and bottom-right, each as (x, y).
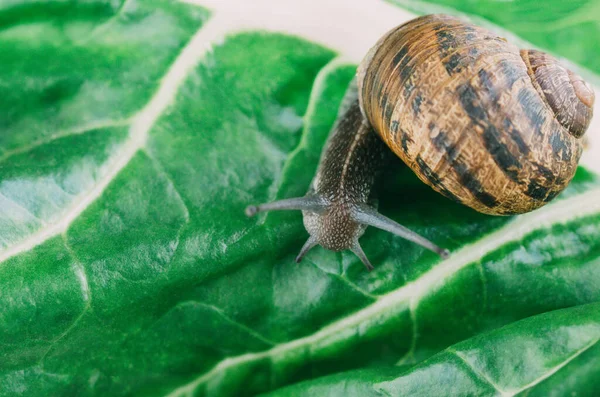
top-left (246, 14), bottom-right (595, 271)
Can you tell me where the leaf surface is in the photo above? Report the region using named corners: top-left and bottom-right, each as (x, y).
top-left (0, 1), bottom-right (599, 396)
top-left (264, 303), bottom-right (600, 397)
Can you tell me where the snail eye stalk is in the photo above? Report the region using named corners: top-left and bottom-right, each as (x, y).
top-left (245, 196), bottom-right (324, 217)
top-left (351, 205), bottom-right (450, 259)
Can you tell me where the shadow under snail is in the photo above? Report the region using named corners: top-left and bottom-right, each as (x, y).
top-left (246, 14), bottom-right (595, 271)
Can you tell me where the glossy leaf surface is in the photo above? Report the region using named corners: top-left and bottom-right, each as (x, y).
top-left (265, 303), bottom-right (600, 397)
top-left (0, 1), bottom-right (599, 396)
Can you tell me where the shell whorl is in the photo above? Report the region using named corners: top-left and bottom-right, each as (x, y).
top-left (521, 49), bottom-right (594, 138)
top-left (356, 14), bottom-right (592, 215)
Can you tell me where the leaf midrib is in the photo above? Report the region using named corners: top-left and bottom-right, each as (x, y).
top-left (0, 12), bottom-right (225, 267)
top-left (166, 187), bottom-right (600, 396)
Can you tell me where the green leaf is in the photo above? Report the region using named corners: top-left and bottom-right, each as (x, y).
top-left (1, 1), bottom-right (599, 396)
top-left (0, 0), bottom-right (209, 249)
top-left (264, 303), bottom-right (600, 396)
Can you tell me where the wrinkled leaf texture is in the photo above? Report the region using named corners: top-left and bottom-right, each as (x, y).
top-left (0, 0), bottom-right (599, 396)
top-left (266, 303), bottom-right (600, 396)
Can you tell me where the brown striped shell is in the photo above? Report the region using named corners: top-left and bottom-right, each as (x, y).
top-left (357, 14), bottom-right (595, 215)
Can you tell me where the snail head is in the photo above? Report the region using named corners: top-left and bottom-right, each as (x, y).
top-left (245, 196), bottom-right (449, 271)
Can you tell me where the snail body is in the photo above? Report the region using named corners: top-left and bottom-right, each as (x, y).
top-left (246, 14), bottom-right (594, 270)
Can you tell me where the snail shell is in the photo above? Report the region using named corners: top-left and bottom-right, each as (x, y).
top-left (357, 14), bottom-right (594, 215)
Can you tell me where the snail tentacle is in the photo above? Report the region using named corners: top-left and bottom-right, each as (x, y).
top-left (351, 242), bottom-right (375, 271)
top-left (245, 196), bottom-right (325, 217)
top-left (351, 204), bottom-right (450, 259)
top-left (295, 236), bottom-right (318, 263)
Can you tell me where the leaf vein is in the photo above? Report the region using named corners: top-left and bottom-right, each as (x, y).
top-left (306, 258), bottom-right (379, 300)
top-left (512, 336), bottom-right (600, 394)
top-left (164, 187), bottom-right (600, 396)
top-left (37, 236), bottom-right (92, 366)
top-left (449, 348), bottom-right (511, 396)
top-left (396, 297), bottom-right (418, 366)
top-left (0, 192), bottom-right (47, 225)
top-left (144, 148), bottom-right (191, 224)
top-left (0, 119), bottom-right (131, 165)
top-left (0, 17), bottom-right (219, 265)
top-left (194, 302), bottom-right (277, 347)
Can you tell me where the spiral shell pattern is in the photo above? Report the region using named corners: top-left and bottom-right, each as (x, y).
top-left (357, 14), bottom-right (594, 215)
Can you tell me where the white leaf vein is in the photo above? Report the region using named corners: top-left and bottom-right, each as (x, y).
top-left (165, 187), bottom-right (600, 396)
top-left (0, 14), bottom-right (228, 265)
